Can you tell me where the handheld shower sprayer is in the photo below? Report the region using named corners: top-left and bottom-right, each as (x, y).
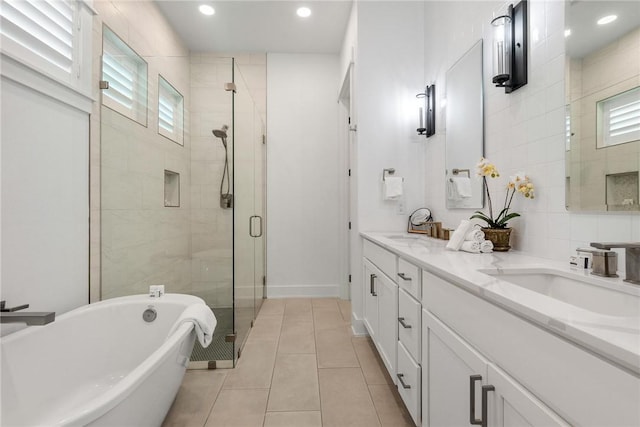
top-left (212, 125), bottom-right (232, 209)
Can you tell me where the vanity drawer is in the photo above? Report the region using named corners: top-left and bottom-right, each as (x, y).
top-left (397, 258), bottom-right (421, 300)
top-left (398, 288), bottom-right (421, 362)
top-left (363, 239), bottom-right (397, 279)
top-left (397, 341), bottom-right (421, 426)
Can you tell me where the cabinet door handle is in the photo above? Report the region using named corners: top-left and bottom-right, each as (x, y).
top-left (396, 373), bottom-right (411, 389)
top-left (481, 385), bottom-right (495, 427)
top-left (470, 374), bottom-right (482, 425)
top-left (370, 274), bottom-right (377, 296)
top-left (397, 272), bottom-right (412, 281)
top-left (398, 317), bottom-right (412, 328)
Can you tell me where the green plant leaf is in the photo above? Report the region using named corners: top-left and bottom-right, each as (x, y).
top-left (496, 212), bottom-right (521, 226)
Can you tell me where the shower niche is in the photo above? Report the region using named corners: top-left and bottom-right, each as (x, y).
top-left (164, 170), bottom-right (180, 207)
top-left (606, 172), bottom-right (639, 211)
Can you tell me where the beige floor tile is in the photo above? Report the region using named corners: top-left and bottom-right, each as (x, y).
top-left (246, 314), bottom-right (283, 343)
top-left (368, 384), bottom-right (414, 427)
top-left (278, 320), bottom-right (316, 354)
top-left (284, 298), bottom-right (313, 321)
top-left (338, 299), bottom-right (352, 323)
top-left (319, 368), bottom-right (381, 427)
top-left (263, 411), bottom-right (322, 427)
top-left (313, 307), bottom-right (348, 332)
top-left (222, 340), bottom-right (277, 389)
top-left (316, 327), bottom-right (360, 368)
top-left (162, 370), bottom-right (227, 427)
top-left (311, 297), bottom-right (340, 312)
top-left (258, 298), bottom-right (286, 317)
top-left (204, 388), bottom-right (269, 427)
top-left (352, 337), bottom-right (393, 385)
top-left (267, 353), bottom-right (320, 411)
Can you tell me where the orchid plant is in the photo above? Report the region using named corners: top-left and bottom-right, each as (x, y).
top-left (470, 157), bottom-right (535, 229)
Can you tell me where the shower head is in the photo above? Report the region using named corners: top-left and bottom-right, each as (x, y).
top-left (212, 125), bottom-right (229, 139)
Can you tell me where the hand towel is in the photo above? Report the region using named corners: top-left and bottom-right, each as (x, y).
top-left (384, 177), bottom-right (404, 200)
top-left (451, 176), bottom-right (472, 198)
top-left (480, 240), bottom-right (494, 253)
top-left (460, 240), bottom-right (481, 253)
top-left (464, 227), bottom-right (485, 242)
top-left (446, 220), bottom-right (472, 251)
top-left (168, 304), bottom-right (217, 347)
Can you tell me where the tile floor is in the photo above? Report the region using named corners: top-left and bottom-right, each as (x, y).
top-left (162, 298), bottom-right (414, 427)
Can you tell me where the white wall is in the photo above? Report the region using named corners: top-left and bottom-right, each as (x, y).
top-left (423, 0), bottom-right (640, 267)
top-left (266, 53), bottom-right (342, 297)
top-left (347, 1), bottom-right (426, 333)
top-left (1, 78), bottom-right (89, 319)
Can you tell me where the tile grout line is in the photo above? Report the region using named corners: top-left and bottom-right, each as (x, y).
top-left (263, 305), bottom-right (286, 426)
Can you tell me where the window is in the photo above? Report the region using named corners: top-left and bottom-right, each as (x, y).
top-left (0, 0), bottom-right (92, 100)
top-left (158, 75), bottom-right (184, 145)
top-left (101, 26), bottom-right (147, 125)
top-left (597, 86), bottom-right (640, 148)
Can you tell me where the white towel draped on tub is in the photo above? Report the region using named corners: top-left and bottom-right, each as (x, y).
top-left (168, 304), bottom-right (217, 347)
top-left (383, 177), bottom-right (404, 200)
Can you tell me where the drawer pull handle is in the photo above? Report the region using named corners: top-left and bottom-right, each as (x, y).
top-left (470, 374), bottom-right (482, 425)
top-left (397, 272), bottom-right (412, 281)
top-left (480, 385), bottom-right (495, 427)
top-left (397, 373), bottom-right (411, 389)
top-left (370, 274), bottom-right (377, 296)
top-left (398, 317), bottom-right (412, 328)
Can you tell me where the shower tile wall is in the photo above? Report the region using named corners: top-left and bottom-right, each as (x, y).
top-left (92, 1), bottom-right (192, 300)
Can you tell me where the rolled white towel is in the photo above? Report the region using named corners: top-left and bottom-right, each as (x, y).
top-left (480, 240), bottom-right (494, 253)
top-left (168, 304), bottom-right (217, 347)
top-left (460, 240), bottom-right (481, 253)
top-left (446, 220), bottom-right (472, 251)
top-left (464, 227), bottom-right (485, 242)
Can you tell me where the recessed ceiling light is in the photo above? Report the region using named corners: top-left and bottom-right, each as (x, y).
top-left (564, 28), bottom-right (571, 37)
top-left (297, 7), bottom-right (311, 18)
top-left (199, 4), bottom-right (215, 16)
top-left (597, 15), bottom-right (617, 25)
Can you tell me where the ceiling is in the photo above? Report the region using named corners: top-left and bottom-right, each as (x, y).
top-left (566, 1), bottom-right (640, 58)
top-left (155, 0), bottom-right (353, 53)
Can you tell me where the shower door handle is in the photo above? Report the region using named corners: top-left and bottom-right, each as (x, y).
top-left (249, 216), bottom-right (263, 238)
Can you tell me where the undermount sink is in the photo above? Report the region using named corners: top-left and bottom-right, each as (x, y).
top-left (386, 235), bottom-right (422, 242)
top-left (478, 267), bottom-right (640, 318)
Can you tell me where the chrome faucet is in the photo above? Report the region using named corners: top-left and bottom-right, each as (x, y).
top-left (0, 301), bottom-right (55, 325)
top-left (590, 242), bottom-right (640, 285)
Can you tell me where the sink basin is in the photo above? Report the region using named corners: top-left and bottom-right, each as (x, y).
top-left (478, 267), bottom-right (640, 318)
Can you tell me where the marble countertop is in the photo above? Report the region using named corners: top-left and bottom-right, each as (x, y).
top-left (361, 231), bottom-right (640, 375)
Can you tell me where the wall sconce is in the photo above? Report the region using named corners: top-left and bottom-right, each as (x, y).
top-left (491, 0), bottom-right (527, 93)
top-left (416, 84), bottom-right (436, 137)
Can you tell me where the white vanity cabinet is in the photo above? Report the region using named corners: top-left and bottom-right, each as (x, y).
top-left (363, 241), bottom-right (398, 379)
top-left (421, 268), bottom-right (640, 426)
top-left (422, 309), bottom-right (568, 427)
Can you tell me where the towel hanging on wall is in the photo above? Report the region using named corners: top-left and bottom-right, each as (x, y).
top-left (383, 176), bottom-right (404, 200)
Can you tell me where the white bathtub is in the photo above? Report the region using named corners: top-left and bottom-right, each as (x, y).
top-left (1, 294), bottom-right (205, 427)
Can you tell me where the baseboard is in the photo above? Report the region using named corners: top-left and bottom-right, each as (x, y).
top-left (350, 313), bottom-right (368, 336)
top-left (266, 284), bottom-right (340, 298)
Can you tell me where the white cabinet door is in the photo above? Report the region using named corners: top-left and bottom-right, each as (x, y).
top-left (376, 271), bottom-right (398, 377)
top-left (486, 364), bottom-right (570, 427)
top-left (422, 309), bottom-right (489, 427)
top-left (363, 259), bottom-right (378, 340)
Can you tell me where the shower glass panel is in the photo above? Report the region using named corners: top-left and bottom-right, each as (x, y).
top-left (100, 47), bottom-right (265, 368)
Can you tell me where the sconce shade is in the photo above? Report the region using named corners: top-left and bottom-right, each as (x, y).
top-left (416, 85), bottom-right (436, 138)
top-left (491, 1), bottom-right (528, 93)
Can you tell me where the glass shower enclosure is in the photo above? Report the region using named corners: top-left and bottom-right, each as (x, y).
top-left (99, 47), bottom-right (265, 368)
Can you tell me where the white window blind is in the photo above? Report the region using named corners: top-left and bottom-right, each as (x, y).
top-left (598, 87), bottom-right (640, 148)
top-left (0, 0), bottom-right (75, 73)
top-left (101, 26), bottom-right (147, 125)
top-left (158, 75), bottom-right (184, 145)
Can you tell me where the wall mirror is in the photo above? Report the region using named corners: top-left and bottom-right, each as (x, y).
top-left (565, 1), bottom-right (640, 212)
top-left (445, 39), bottom-right (484, 209)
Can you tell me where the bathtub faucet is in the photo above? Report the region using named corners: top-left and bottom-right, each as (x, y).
top-left (0, 301), bottom-right (55, 325)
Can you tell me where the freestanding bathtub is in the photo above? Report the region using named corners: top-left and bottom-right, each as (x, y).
top-left (1, 294), bottom-right (206, 426)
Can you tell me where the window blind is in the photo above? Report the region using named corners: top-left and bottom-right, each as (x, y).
top-left (0, 0), bottom-right (75, 73)
top-left (158, 92), bottom-right (175, 133)
top-left (602, 88), bottom-right (640, 147)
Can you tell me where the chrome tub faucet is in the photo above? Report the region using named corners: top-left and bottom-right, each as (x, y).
top-left (0, 301), bottom-right (55, 325)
